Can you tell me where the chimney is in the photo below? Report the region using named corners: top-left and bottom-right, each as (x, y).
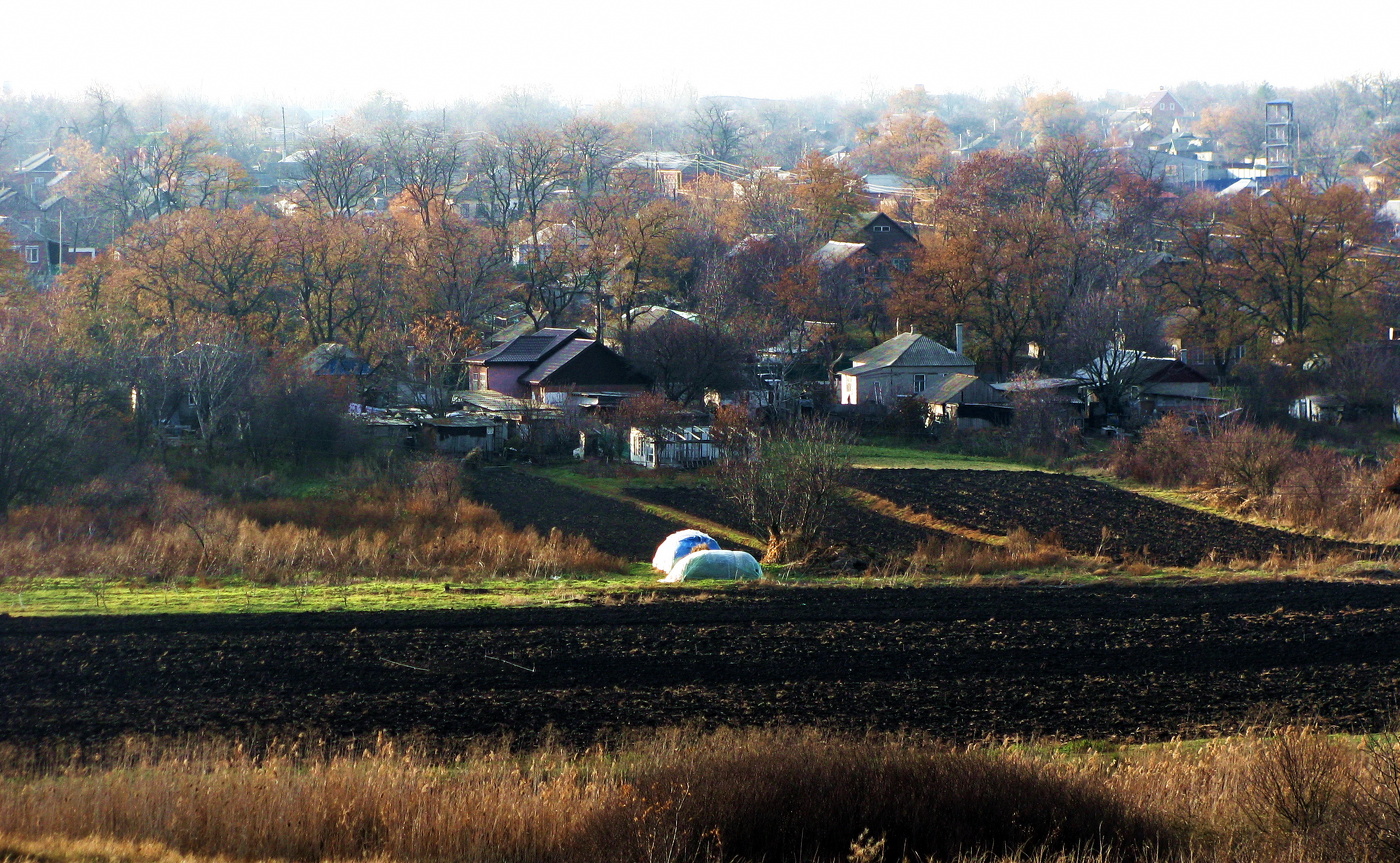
top-left (954, 323), bottom-right (965, 357)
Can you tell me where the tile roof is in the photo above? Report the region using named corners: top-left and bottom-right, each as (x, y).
top-left (469, 328), bottom-right (580, 364)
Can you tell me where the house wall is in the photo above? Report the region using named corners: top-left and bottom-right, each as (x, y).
top-left (1145, 381), bottom-right (1211, 399)
top-left (840, 365), bottom-right (975, 407)
top-left (483, 364), bottom-right (532, 397)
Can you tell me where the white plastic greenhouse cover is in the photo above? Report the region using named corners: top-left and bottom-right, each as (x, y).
top-left (660, 549), bottom-right (762, 583)
top-left (651, 529), bottom-right (721, 573)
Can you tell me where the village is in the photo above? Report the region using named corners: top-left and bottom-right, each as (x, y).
top-left (6, 63), bottom-right (1400, 863)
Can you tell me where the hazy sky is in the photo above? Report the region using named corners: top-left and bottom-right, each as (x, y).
top-left (5, 0), bottom-right (1398, 109)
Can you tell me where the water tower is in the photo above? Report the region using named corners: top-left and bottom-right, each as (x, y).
top-left (1264, 100), bottom-right (1296, 177)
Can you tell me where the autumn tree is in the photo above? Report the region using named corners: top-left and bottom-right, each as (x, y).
top-left (118, 208), bottom-right (284, 342)
top-left (849, 111), bottom-right (949, 184)
top-left (791, 151), bottom-right (865, 244)
top-left (0, 228), bottom-right (28, 293)
top-left (1149, 193), bottom-right (1257, 378)
top-left (279, 214), bottom-right (397, 352)
top-left (1220, 181), bottom-right (1396, 358)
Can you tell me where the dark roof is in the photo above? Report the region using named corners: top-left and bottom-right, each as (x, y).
top-left (1137, 358), bottom-right (1211, 385)
top-left (469, 328), bottom-right (581, 364)
top-left (523, 338), bottom-right (594, 385)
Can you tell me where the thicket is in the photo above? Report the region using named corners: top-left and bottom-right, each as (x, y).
top-left (1109, 415), bottom-right (1400, 541)
top-left (8, 725), bottom-right (1400, 862)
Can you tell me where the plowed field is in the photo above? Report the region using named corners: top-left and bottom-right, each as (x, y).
top-left (626, 485), bottom-right (953, 564)
top-left (852, 469), bottom-right (1390, 567)
top-left (5, 582), bottom-right (1400, 745)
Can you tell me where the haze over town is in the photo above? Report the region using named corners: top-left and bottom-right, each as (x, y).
top-left (8, 0), bottom-right (1399, 107)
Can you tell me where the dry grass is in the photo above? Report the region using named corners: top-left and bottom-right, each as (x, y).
top-left (7, 726), bottom-right (1400, 862)
top-left (892, 527), bottom-right (1072, 578)
top-left (0, 461), bottom-right (620, 585)
top-left (0, 729), bottom-right (1170, 863)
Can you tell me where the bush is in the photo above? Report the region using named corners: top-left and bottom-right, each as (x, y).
top-left (1202, 423), bottom-right (1296, 499)
top-left (1110, 414), bottom-right (1197, 487)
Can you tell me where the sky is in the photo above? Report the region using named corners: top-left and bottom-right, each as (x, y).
top-left (4, 0), bottom-right (1398, 110)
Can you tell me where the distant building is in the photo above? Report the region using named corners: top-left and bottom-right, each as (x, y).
top-left (838, 332), bottom-right (976, 408)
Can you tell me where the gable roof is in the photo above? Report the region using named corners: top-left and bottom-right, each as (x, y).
top-left (523, 338), bottom-right (595, 385)
top-left (469, 328), bottom-right (582, 365)
top-left (846, 333), bottom-right (973, 373)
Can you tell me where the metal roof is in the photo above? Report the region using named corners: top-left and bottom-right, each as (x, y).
top-left (523, 338), bottom-right (594, 385)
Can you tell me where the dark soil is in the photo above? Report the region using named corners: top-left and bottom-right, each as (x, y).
top-left (470, 470), bottom-right (683, 561)
top-left (851, 469), bottom-right (1393, 567)
top-left (6, 582), bottom-right (1400, 745)
top-left (627, 485), bottom-right (951, 564)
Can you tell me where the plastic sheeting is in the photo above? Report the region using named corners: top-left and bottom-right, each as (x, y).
top-left (651, 529), bottom-right (721, 573)
top-left (660, 549), bottom-right (762, 583)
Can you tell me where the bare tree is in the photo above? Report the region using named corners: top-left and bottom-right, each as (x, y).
top-left (0, 323), bottom-right (116, 513)
top-left (720, 418), bottom-right (855, 564)
top-left (298, 131), bottom-right (381, 216)
top-left (624, 316), bottom-right (748, 405)
top-left (170, 329), bottom-right (258, 457)
top-left (379, 124), bottom-right (467, 228)
top-left (472, 128), bottom-right (578, 327)
top-left (687, 101), bottom-right (752, 165)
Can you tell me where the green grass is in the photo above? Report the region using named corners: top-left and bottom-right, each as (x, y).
top-left (0, 574), bottom-right (710, 617)
top-left (844, 441), bottom-right (1042, 471)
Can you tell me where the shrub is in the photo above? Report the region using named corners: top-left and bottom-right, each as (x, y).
top-left (1202, 423), bottom-right (1296, 499)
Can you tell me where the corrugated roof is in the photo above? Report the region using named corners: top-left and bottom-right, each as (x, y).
top-left (847, 333), bottom-right (973, 373)
top-left (924, 373), bottom-right (978, 404)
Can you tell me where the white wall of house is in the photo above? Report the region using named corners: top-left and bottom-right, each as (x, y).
top-left (839, 367), bottom-right (970, 407)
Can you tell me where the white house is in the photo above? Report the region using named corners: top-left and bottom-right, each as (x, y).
top-left (839, 333), bottom-right (976, 407)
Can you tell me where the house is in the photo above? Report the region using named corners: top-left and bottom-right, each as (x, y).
top-left (855, 212), bottom-right (918, 259)
top-left (465, 327), bottom-right (648, 403)
top-left (838, 332), bottom-right (975, 407)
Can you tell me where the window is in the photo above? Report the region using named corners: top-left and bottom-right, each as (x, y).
top-left (24, 246), bottom-right (40, 264)
top-left (872, 225), bottom-right (891, 233)
top-left (913, 374), bottom-right (926, 393)
top-left (872, 382), bottom-right (883, 403)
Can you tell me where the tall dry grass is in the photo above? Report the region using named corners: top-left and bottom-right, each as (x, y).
top-left (0, 461), bottom-right (619, 585)
top-left (0, 728), bottom-right (1174, 863)
top-left (8, 726), bottom-right (1400, 862)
